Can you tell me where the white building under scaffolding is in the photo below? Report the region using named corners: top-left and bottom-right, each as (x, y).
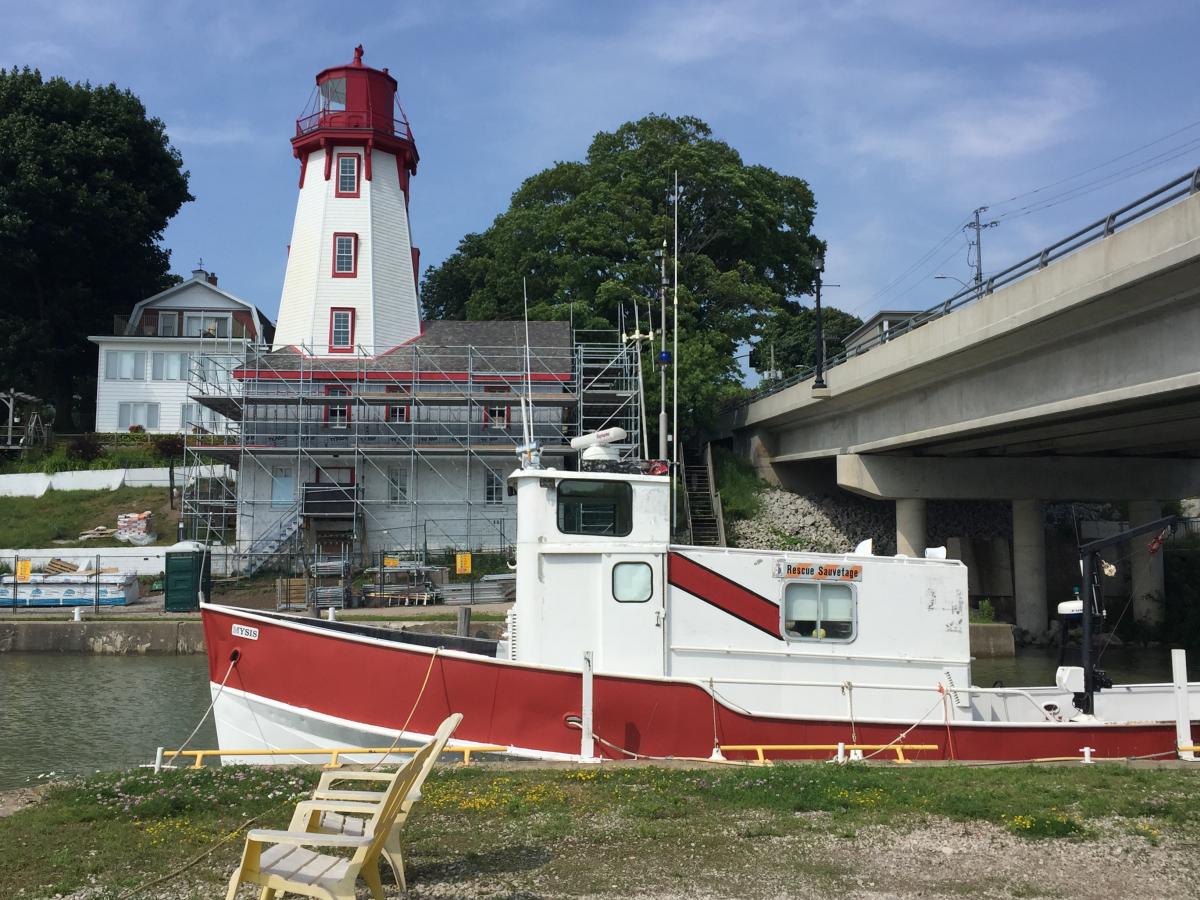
top-left (182, 325), bottom-right (640, 567)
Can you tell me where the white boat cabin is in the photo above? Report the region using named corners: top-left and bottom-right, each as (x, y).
top-left (504, 467), bottom-right (974, 724)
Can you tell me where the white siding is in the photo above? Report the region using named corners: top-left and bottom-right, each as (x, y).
top-left (92, 338), bottom-right (234, 434)
top-left (273, 146), bottom-right (421, 356)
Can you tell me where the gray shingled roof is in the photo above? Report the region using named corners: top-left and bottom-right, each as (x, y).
top-left (250, 320), bottom-right (573, 375)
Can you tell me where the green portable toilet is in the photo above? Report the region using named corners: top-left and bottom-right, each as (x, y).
top-left (164, 541), bottom-right (211, 612)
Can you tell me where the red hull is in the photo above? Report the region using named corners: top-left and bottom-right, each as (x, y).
top-left (202, 606), bottom-right (1187, 762)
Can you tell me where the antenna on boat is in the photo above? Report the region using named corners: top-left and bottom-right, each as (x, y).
top-left (517, 277), bottom-right (541, 469)
top-left (672, 169), bottom-right (680, 468)
top-left (630, 302), bottom-right (650, 459)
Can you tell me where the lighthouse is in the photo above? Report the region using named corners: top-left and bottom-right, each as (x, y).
top-left (273, 46), bottom-right (421, 355)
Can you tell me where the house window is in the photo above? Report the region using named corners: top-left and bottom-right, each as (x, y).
top-left (782, 582), bottom-right (857, 642)
top-left (151, 351), bottom-right (190, 381)
top-left (180, 402), bottom-right (212, 432)
top-left (333, 233), bottom-right (358, 277)
top-left (335, 154), bottom-right (359, 197)
top-left (327, 387), bottom-right (350, 428)
top-left (556, 479), bottom-right (632, 536)
top-left (184, 314), bottom-right (230, 338)
top-left (485, 470), bottom-right (504, 506)
top-left (105, 350), bottom-right (145, 381)
top-left (612, 562), bottom-right (653, 603)
top-left (270, 466), bottom-right (295, 506)
top-left (329, 308), bottom-right (355, 352)
top-left (485, 405), bottom-right (509, 430)
top-left (386, 386), bottom-right (409, 423)
top-left (387, 465), bottom-right (408, 505)
top-left (157, 312), bottom-right (178, 336)
top-left (118, 402), bottom-right (159, 430)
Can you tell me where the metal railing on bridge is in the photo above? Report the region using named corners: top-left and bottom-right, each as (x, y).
top-left (729, 166), bottom-right (1200, 411)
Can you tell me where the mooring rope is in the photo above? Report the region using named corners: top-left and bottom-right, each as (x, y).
top-left (119, 647), bottom-right (443, 897)
top-left (166, 655), bottom-right (237, 768)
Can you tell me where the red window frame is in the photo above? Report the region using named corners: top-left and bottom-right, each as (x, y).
top-left (332, 233), bottom-right (358, 278)
top-left (334, 153), bottom-right (360, 198)
top-left (324, 385), bottom-right (352, 427)
top-left (385, 385), bottom-right (410, 423)
top-left (328, 308), bottom-right (355, 353)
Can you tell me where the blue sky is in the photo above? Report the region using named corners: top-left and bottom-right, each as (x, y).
top-left (4, 0), bottom-right (1198, 363)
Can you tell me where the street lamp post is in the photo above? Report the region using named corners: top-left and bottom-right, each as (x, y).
top-left (812, 253), bottom-right (826, 390)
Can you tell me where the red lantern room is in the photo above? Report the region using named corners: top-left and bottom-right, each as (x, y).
top-left (292, 45), bottom-right (418, 196)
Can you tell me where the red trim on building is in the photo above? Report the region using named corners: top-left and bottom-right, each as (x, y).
top-left (667, 552), bottom-right (782, 639)
top-left (328, 308), bottom-right (356, 353)
top-left (411, 246), bottom-right (420, 286)
top-left (334, 153), bottom-right (361, 198)
top-left (385, 385), bottom-right (410, 423)
top-left (233, 369), bottom-right (572, 383)
top-left (323, 385), bottom-right (352, 426)
top-left (332, 233), bottom-right (358, 278)
top-left (363, 143), bottom-right (373, 182)
top-left (323, 141), bottom-right (334, 181)
top-left (482, 404), bottom-right (511, 428)
top-left (298, 152), bottom-right (309, 189)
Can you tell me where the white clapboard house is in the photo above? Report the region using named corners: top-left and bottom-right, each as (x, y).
top-left (181, 48), bottom-right (640, 564)
top-left (89, 270), bottom-right (274, 434)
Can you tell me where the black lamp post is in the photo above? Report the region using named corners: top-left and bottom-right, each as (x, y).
top-left (812, 252), bottom-right (826, 390)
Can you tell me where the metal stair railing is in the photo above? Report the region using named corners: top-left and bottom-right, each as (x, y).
top-left (237, 500), bottom-right (302, 576)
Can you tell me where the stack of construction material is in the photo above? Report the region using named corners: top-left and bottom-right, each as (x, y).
top-left (116, 511), bottom-right (156, 546)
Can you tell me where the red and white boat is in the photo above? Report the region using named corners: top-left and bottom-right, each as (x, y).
top-left (202, 439), bottom-right (1200, 764)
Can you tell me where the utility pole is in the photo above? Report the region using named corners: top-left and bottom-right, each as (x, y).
top-left (812, 252), bottom-right (826, 390)
top-left (966, 206), bottom-right (998, 293)
top-left (656, 241), bottom-right (668, 460)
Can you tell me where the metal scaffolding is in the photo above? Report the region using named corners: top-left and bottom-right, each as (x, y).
top-left (182, 330), bottom-right (641, 574)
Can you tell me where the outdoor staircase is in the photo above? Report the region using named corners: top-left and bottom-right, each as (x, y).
top-left (237, 501), bottom-right (302, 576)
top-left (683, 446), bottom-right (725, 547)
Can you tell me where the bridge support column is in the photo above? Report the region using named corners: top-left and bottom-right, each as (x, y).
top-left (1012, 499), bottom-right (1047, 637)
top-left (895, 499), bottom-right (926, 557)
top-left (1129, 500), bottom-right (1166, 627)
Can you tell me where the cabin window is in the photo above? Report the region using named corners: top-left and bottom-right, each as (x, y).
top-left (612, 561), bottom-right (652, 603)
top-left (556, 479), bottom-right (632, 537)
top-left (782, 582), bottom-right (856, 642)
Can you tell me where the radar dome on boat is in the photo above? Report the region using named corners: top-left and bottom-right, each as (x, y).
top-left (570, 427), bottom-right (627, 450)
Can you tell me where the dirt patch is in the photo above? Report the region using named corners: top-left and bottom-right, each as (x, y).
top-left (0, 785), bottom-right (47, 818)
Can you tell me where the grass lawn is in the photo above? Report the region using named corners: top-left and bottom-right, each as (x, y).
top-left (2, 762), bottom-right (1198, 899)
top-left (0, 486), bottom-right (177, 550)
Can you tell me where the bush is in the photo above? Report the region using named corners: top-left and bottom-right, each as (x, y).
top-left (711, 446), bottom-right (766, 522)
top-left (128, 424), bottom-right (146, 434)
top-left (971, 598), bottom-right (997, 623)
top-left (153, 434), bottom-right (185, 459)
top-left (66, 434), bottom-right (103, 463)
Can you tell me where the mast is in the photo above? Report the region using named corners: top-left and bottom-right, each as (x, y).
top-left (672, 170), bottom-right (680, 467)
top-left (657, 240), bottom-right (668, 460)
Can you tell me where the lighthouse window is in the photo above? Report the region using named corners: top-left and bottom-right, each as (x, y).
top-left (782, 582), bottom-right (856, 642)
top-left (336, 154), bottom-right (359, 197)
top-left (556, 479), bottom-right (632, 537)
top-left (333, 233), bottom-right (358, 277)
top-left (329, 308), bottom-right (355, 351)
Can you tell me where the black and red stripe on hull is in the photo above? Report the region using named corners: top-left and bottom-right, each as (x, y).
top-left (202, 605), bottom-right (1189, 763)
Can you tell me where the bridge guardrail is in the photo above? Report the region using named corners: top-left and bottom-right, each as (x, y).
top-left (729, 166), bottom-right (1200, 412)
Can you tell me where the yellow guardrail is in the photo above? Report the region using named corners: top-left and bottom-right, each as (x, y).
top-left (719, 743), bottom-right (939, 765)
top-left (160, 743), bottom-right (510, 769)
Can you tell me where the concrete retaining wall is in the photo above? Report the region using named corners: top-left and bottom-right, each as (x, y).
top-left (0, 620), bottom-right (206, 654)
top-left (0, 466), bottom-right (233, 499)
top-left (969, 622), bottom-right (1016, 658)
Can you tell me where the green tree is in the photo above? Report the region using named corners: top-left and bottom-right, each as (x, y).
top-left (0, 68), bottom-right (192, 428)
top-left (748, 302), bottom-right (863, 380)
top-left (422, 114), bottom-right (823, 436)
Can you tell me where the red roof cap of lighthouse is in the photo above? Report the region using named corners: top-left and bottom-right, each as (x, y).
top-left (293, 45), bottom-right (418, 172)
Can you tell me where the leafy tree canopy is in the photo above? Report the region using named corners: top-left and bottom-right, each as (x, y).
top-left (0, 67), bottom-right (192, 428)
top-left (422, 114), bottom-right (830, 435)
top-left (748, 301), bottom-right (863, 382)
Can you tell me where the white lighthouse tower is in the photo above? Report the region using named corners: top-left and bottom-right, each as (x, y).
top-left (273, 46), bottom-right (421, 355)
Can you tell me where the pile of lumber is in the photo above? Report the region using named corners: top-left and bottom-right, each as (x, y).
top-left (116, 510), bottom-right (156, 545)
top-left (78, 526), bottom-right (117, 541)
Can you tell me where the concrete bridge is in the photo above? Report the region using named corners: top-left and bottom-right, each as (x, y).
top-left (718, 178), bottom-right (1200, 634)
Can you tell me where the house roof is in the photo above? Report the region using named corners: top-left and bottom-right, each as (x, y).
top-left (127, 271), bottom-right (275, 342)
top-left (253, 320), bottom-right (574, 377)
